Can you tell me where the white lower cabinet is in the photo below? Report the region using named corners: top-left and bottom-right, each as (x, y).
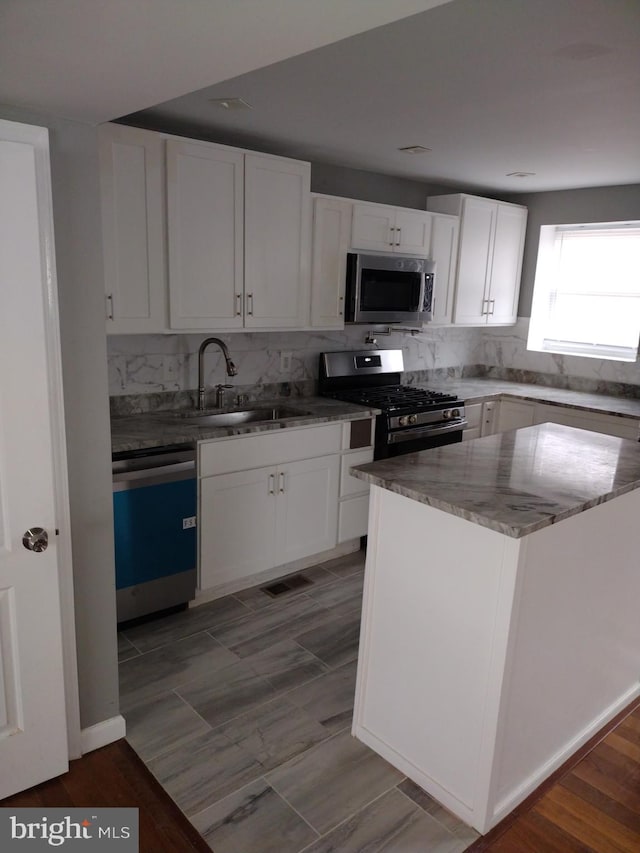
top-left (533, 403), bottom-right (639, 440)
top-left (490, 397), bottom-right (640, 440)
top-left (199, 455), bottom-right (339, 591)
top-left (197, 421), bottom-right (376, 596)
top-left (463, 400), bottom-right (498, 440)
top-left (496, 398), bottom-right (536, 433)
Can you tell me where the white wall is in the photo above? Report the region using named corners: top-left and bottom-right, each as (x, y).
top-left (0, 104), bottom-right (119, 730)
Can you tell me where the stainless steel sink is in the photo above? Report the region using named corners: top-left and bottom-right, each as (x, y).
top-left (162, 407), bottom-right (312, 427)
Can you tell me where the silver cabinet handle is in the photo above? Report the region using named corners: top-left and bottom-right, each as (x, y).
top-left (279, 471), bottom-right (285, 493)
top-left (247, 293), bottom-right (253, 315)
top-left (236, 293), bottom-right (242, 316)
top-left (106, 293), bottom-right (114, 320)
top-left (389, 226), bottom-right (395, 247)
top-left (338, 295), bottom-right (344, 316)
top-left (268, 473), bottom-right (275, 495)
top-left (396, 227), bottom-right (401, 247)
top-left (481, 298), bottom-right (488, 316)
top-left (23, 527), bottom-right (48, 553)
top-left (488, 299), bottom-right (495, 315)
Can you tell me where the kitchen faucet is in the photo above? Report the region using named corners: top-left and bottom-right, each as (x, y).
top-left (197, 337), bottom-right (238, 410)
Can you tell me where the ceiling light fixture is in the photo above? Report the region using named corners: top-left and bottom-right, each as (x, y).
top-left (209, 97), bottom-right (253, 110)
top-left (506, 171), bottom-right (536, 178)
top-left (398, 145), bottom-right (432, 154)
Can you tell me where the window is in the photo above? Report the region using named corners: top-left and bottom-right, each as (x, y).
top-left (527, 221), bottom-right (640, 361)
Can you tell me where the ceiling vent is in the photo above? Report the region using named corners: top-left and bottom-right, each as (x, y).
top-left (398, 145), bottom-right (432, 154)
top-left (506, 171), bottom-right (536, 178)
top-left (209, 97), bottom-right (253, 111)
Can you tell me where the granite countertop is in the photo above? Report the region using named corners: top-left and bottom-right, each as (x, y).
top-left (111, 397), bottom-right (379, 454)
top-left (426, 378), bottom-right (640, 420)
top-left (351, 422), bottom-right (640, 538)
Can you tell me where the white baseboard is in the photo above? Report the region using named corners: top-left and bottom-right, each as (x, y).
top-left (80, 715), bottom-right (127, 755)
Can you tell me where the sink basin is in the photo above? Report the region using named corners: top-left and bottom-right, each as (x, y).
top-left (162, 407), bottom-right (312, 427)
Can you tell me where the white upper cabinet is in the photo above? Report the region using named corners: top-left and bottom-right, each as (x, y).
top-left (310, 195), bottom-right (353, 328)
top-left (166, 140), bottom-right (244, 330)
top-left (100, 124), bottom-right (312, 333)
top-left (429, 213), bottom-right (459, 325)
top-left (427, 194), bottom-right (527, 326)
top-left (99, 124), bottom-right (167, 333)
top-left (244, 153), bottom-right (311, 329)
top-left (351, 202), bottom-right (432, 255)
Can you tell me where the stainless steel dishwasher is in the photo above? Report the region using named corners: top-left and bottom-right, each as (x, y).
top-left (112, 444), bottom-right (197, 623)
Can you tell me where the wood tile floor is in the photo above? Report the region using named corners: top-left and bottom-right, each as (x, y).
top-left (118, 549), bottom-right (479, 853)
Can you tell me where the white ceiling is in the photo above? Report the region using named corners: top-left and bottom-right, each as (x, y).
top-left (3, 0), bottom-right (638, 194)
top-left (120, 0), bottom-right (640, 193)
top-left (0, 0), bottom-right (447, 123)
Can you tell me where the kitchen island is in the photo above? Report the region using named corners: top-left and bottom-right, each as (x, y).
top-left (350, 423), bottom-right (640, 833)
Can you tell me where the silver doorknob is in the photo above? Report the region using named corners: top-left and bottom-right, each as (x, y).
top-left (23, 527), bottom-right (48, 553)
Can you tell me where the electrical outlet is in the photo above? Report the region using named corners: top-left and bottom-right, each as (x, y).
top-left (182, 516), bottom-right (196, 529)
top-left (280, 351), bottom-right (292, 372)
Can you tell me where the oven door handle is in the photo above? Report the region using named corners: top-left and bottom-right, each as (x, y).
top-left (387, 419), bottom-right (467, 444)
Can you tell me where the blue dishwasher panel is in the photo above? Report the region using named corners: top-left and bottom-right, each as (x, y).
top-left (113, 477), bottom-right (197, 590)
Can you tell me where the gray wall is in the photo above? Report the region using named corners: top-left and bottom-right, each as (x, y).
top-left (509, 184), bottom-right (640, 316)
top-left (0, 105), bottom-right (119, 729)
top-left (311, 161), bottom-right (457, 209)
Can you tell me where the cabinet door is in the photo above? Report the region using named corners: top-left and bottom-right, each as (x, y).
top-left (487, 204), bottom-right (527, 325)
top-left (199, 466), bottom-right (277, 590)
top-left (430, 214), bottom-right (458, 325)
top-left (99, 124), bottom-right (167, 333)
top-left (453, 197), bottom-right (496, 325)
top-left (244, 153), bottom-right (311, 328)
top-left (351, 203), bottom-right (397, 252)
top-left (167, 140), bottom-right (244, 330)
top-left (496, 399), bottom-right (536, 433)
top-left (310, 196), bottom-right (351, 328)
top-left (276, 455), bottom-right (340, 565)
top-left (394, 209), bottom-right (432, 255)
top-left (533, 404), bottom-right (639, 440)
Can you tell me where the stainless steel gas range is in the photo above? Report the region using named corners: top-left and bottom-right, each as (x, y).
top-left (319, 349), bottom-right (467, 459)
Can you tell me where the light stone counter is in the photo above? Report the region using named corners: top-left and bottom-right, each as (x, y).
top-left (351, 422), bottom-right (640, 537)
top-left (111, 397), bottom-right (379, 454)
top-left (352, 422), bottom-right (640, 834)
top-left (425, 377), bottom-right (640, 420)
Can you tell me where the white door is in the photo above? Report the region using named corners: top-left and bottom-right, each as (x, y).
top-left (199, 466), bottom-right (278, 590)
top-left (453, 197), bottom-right (496, 325)
top-left (351, 203), bottom-right (397, 252)
top-left (394, 209), bottom-right (432, 255)
top-left (244, 153), bottom-right (311, 329)
top-left (167, 139), bottom-right (244, 330)
top-left (487, 204), bottom-right (527, 325)
top-left (276, 455), bottom-right (340, 566)
top-left (0, 121), bottom-right (70, 797)
top-left (310, 196), bottom-right (352, 328)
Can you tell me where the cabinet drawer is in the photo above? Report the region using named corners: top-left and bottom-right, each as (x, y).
top-left (340, 449), bottom-right (373, 497)
top-left (338, 494), bottom-right (370, 542)
top-left (199, 423), bottom-right (343, 477)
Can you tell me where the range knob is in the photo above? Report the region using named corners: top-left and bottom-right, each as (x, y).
top-left (451, 408), bottom-right (461, 419)
top-left (408, 414), bottom-right (418, 425)
top-left (399, 416), bottom-right (408, 426)
top-left (442, 409), bottom-right (452, 420)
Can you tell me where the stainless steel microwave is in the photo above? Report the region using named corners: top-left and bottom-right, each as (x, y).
top-left (345, 252), bottom-right (435, 325)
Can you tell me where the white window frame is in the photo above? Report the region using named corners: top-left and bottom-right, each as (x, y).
top-left (528, 220), bottom-right (640, 362)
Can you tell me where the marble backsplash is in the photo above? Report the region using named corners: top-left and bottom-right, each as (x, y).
top-left (107, 319), bottom-right (640, 415)
top-left (480, 318), bottom-right (640, 397)
top-left (107, 325), bottom-right (484, 414)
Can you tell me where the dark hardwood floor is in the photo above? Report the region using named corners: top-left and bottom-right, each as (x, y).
top-left (5, 702), bottom-right (640, 852)
top-left (0, 739), bottom-right (211, 853)
top-left (469, 701), bottom-right (640, 852)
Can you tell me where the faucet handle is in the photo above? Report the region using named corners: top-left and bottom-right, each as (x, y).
top-left (215, 383), bottom-right (234, 408)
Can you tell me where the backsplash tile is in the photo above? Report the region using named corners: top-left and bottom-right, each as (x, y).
top-left (107, 326), bottom-right (483, 399)
top-left (108, 318), bottom-right (640, 415)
